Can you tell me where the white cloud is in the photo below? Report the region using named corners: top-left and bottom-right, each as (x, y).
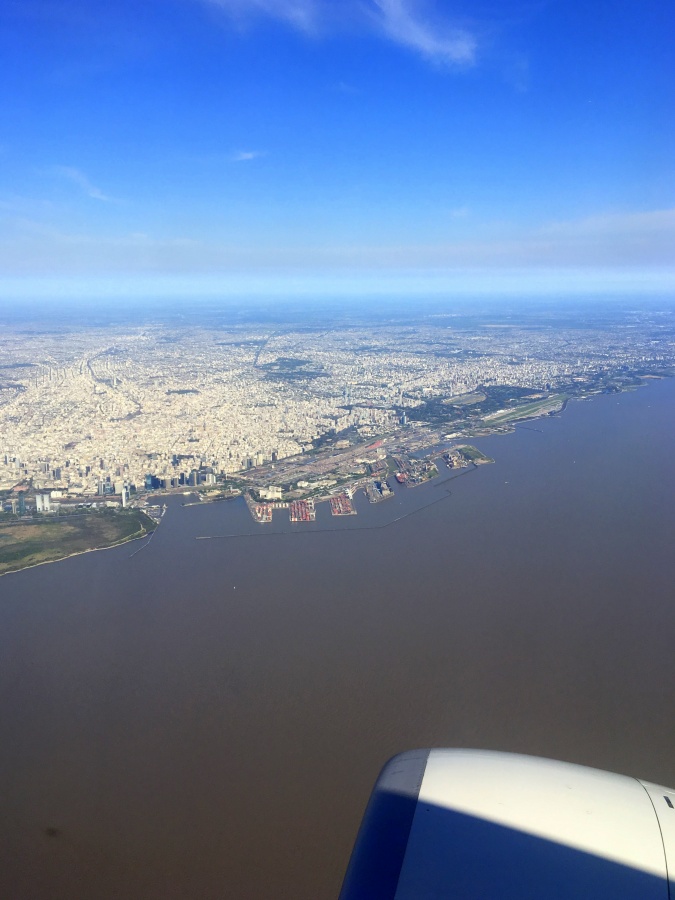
top-left (230, 149), bottom-right (265, 162)
top-left (204, 0), bottom-right (319, 33)
top-left (51, 166), bottom-right (115, 202)
top-left (201, 0), bottom-right (478, 66)
top-left (372, 0), bottom-right (476, 66)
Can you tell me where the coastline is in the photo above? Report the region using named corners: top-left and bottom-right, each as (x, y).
top-left (0, 513), bottom-right (156, 578)
top-left (0, 526), bottom-right (153, 579)
top-left (1, 377), bottom-right (669, 576)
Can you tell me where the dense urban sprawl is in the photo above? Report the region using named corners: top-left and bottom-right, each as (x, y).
top-left (1, 307), bottom-right (673, 501)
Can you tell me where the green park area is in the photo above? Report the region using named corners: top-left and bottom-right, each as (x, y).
top-left (0, 508), bottom-right (156, 576)
top-left (456, 445), bottom-right (494, 464)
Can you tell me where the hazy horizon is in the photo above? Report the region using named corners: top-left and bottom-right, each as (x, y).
top-left (1, 0), bottom-right (673, 300)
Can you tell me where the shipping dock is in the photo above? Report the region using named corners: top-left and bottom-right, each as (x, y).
top-left (329, 492), bottom-right (357, 516)
top-left (392, 452), bottom-right (438, 486)
top-left (289, 499), bottom-right (316, 522)
top-left (252, 503), bottom-right (273, 523)
top-left (245, 492), bottom-right (274, 523)
top-left (365, 480), bottom-right (393, 503)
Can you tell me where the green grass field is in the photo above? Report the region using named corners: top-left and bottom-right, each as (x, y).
top-left (0, 509), bottom-right (155, 576)
top-left (455, 445), bottom-right (494, 464)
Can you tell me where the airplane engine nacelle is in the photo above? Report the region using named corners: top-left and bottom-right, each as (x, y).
top-left (340, 749), bottom-right (675, 899)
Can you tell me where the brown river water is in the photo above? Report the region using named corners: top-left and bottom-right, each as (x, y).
top-left (1, 379), bottom-right (674, 899)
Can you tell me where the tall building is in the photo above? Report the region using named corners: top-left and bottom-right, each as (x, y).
top-left (36, 494), bottom-right (45, 512)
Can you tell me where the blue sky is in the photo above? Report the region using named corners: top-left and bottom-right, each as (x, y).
top-left (1, 0), bottom-right (673, 299)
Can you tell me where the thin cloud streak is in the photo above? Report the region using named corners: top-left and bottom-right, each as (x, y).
top-left (372, 0), bottom-right (477, 66)
top-left (230, 149), bottom-right (265, 162)
top-left (541, 208), bottom-right (675, 239)
top-left (50, 166), bottom-right (115, 202)
top-left (205, 0), bottom-right (319, 34)
top-left (202, 0), bottom-right (478, 66)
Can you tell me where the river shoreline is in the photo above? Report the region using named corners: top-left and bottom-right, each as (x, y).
top-left (0, 378), bottom-right (669, 577)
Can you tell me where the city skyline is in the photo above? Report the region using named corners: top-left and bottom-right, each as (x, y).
top-left (2, 301), bottom-right (673, 499)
